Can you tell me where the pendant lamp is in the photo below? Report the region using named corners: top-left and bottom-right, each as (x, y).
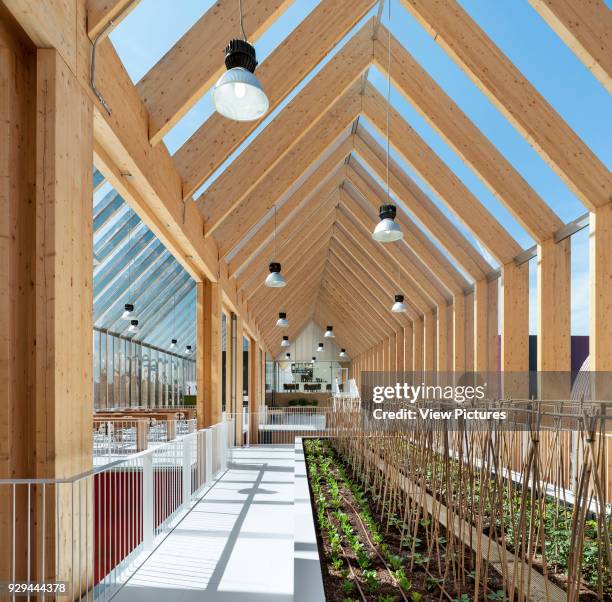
top-left (264, 207), bottom-right (286, 287)
top-left (281, 335), bottom-right (290, 348)
top-left (339, 348), bottom-right (347, 358)
top-left (324, 325), bottom-right (334, 338)
top-left (212, 0), bottom-right (268, 121)
top-left (391, 294), bottom-right (407, 313)
top-left (317, 342), bottom-right (324, 352)
top-left (276, 312), bottom-right (289, 327)
top-left (127, 319), bottom-right (139, 334)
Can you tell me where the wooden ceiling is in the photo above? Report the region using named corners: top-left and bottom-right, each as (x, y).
top-left (78, 0), bottom-right (612, 357)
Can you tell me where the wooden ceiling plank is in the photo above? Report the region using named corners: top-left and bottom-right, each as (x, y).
top-left (137, 0), bottom-right (293, 145)
top-left (372, 26), bottom-right (563, 241)
top-left (197, 25), bottom-right (372, 236)
top-left (314, 298), bottom-right (372, 352)
top-left (361, 85), bottom-right (518, 266)
top-left (211, 85), bottom-right (361, 255)
top-left (527, 0), bottom-right (612, 93)
top-left (175, 0), bottom-right (376, 194)
top-left (344, 160), bottom-right (469, 293)
top-left (399, 0), bottom-right (612, 211)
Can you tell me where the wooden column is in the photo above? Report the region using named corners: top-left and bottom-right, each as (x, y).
top-left (465, 292), bottom-right (474, 372)
top-left (487, 279), bottom-right (499, 373)
top-left (436, 304), bottom-right (448, 375)
top-left (234, 314), bottom-right (244, 446)
top-left (424, 310), bottom-right (435, 374)
top-left (404, 323), bottom-right (413, 374)
top-left (537, 237), bottom-right (571, 398)
top-left (395, 328), bottom-right (404, 373)
top-left (474, 279), bottom-right (488, 372)
top-left (453, 294), bottom-right (466, 374)
top-left (248, 336), bottom-right (258, 444)
top-left (197, 279), bottom-right (222, 428)
top-left (501, 262), bottom-right (530, 397)
top-left (590, 204), bottom-right (612, 399)
top-left (413, 317), bottom-right (424, 376)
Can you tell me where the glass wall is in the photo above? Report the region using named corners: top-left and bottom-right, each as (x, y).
top-left (94, 327), bottom-right (195, 410)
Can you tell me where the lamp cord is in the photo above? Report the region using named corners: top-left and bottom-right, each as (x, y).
top-left (386, 0), bottom-right (391, 205)
top-left (239, 0), bottom-right (248, 41)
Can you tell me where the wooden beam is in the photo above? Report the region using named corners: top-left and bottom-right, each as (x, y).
top-left (138, 0), bottom-right (292, 145)
top-left (197, 25), bottom-right (372, 236)
top-left (372, 26), bottom-right (563, 241)
top-left (211, 84), bottom-right (362, 255)
top-left (87, 0), bottom-right (139, 41)
top-left (357, 99), bottom-right (516, 268)
top-left (399, 0), bottom-right (612, 211)
top-left (528, 0), bottom-right (612, 93)
top-left (175, 1), bottom-right (376, 193)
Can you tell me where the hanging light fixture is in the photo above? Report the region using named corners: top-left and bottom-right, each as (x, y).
top-left (324, 325), bottom-right (334, 338)
top-left (276, 312), bottom-right (289, 327)
top-left (185, 345), bottom-right (192, 355)
top-left (264, 207), bottom-right (286, 287)
top-left (127, 319), bottom-right (139, 334)
top-left (391, 294), bottom-right (408, 313)
top-left (285, 353), bottom-right (291, 359)
top-left (317, 342), bottom-right (324, 352)
top-left (212, 0), bottom-right (268, 121)
top-left (372, 205), bottom-right (403, 242)
top-left (312, 356), bottom-right (316, 363)
top-left (122, 208), bottom-right (138, 320)
top-left (373, 1), bottom-right (403, 244)
top-left (170, 339), bottom-right (178, 350)
top-left (281, 335), bottom-right (290, 348)
top-left (339, 348), bottom-right (347, 358)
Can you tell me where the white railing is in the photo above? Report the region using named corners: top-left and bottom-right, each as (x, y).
top-left (0, 419), bottom-right (232, 601)
top-left (93, 418), bottom-right (197, 460)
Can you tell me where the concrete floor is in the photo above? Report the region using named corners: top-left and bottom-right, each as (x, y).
top-left (113, 446), bottom-right (295, 601)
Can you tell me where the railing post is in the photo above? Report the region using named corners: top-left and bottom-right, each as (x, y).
top-left (204, 428), bottom-right (213, 485)
top-left (142, 453), bottom-right (154, 551)
top-left (182, 435), bottom-right (192, 510)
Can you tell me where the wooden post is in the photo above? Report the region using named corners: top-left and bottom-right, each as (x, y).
top-left (487, 279), bottom-right (499, 373)
top-left (234, 314), bottom-right (244, 446)
top-left (424, 310), bottom-right (435, 374)
top-left (436, 304), bottom-right (448, 375)
top-left (590, 204), bottom-right (612, 399)
top-left (453, 294), bottom-right (466, 374)
top-left (249, 336), bottom-right (258, 445)
top-left (537, 237), bottom-right (571, 398)
top-left (413, 317), bottom-right (424, 376)
top-left (465, 292), bottom-right (474, 372)
top-left (501, 262), bottom-right (530, 397)
top-left (395, 328), bottom-right (404, 373)
top-left (404, 323), bottom-right (413, 374)
top-left (197, 279), bottom-right (222, 428)
top-left (474, 279), bottom-right (488, 372)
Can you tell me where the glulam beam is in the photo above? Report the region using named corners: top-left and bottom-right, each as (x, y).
top-left (528, 0), bottom-right (612, 93)
top-left (197, 25), bottom-right (372, 237)
top-left (399, 0), bottom-right (612, 211)
top-left (210, 85), bottom-right (361, 254)
top-left (372, 26), bottom-right (563, 241)
top-left (87, 0), bottom-right (140, 40)
top-left (357, 96), bottom-right (518, 268)
top-left (138, 0), bottom-right (292, 145)
top-left (175, 1), bottom-right (376, 194)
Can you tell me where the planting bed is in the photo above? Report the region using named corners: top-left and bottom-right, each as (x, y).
top-left (305, 438), bottom-right (506, 602)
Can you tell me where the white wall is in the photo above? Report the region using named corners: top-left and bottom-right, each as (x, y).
top-left (274, 321), bottom-right (348, 362)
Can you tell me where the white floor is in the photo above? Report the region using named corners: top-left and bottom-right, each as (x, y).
top-left (114, 446), bottom-right (295, 601)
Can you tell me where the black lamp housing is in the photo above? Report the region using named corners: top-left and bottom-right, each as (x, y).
top-left (394, 294), bottom-right (405, 303)
top-left (378, 204), bottom-right (397, 221)
top-left (279, 312), bottom-right (287, 319)
top-left (269, 262), bottom-right (282, 274)
top-left (124, 303), bottom-right (134, 312)
top-left (224, 39), bottom-right (258, 73)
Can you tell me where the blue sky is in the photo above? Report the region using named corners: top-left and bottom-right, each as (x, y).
top-left (110, 0), bottom-right (611, 336)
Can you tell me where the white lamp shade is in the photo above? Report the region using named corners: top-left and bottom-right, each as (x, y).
top-left (213, 67), bottom-right (269, 121)
top-left (281, 337), bottom-right (290, 348)
top-left (317, 343), bottom-right (324, 352)
top-left (324, 326), bottom-right (334, 338)
top-left (265, 271), bottom-right (286, 288)
top-left (339, 349), bottom-right (347, 358)
top-left (372, 218), bottom-right (403, 242)
top-left (392, 294), bottom-right (408, 313)
top-left (170, 339), bottom-right (177, 349)
top-left (121, 303), bottom-right (137, 320)
top-left (127, 319), bottom-right (139, 333)
top-left (276, 313), bottom-right (289, 327)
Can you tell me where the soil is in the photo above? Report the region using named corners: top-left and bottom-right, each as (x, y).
top-left (305, 439), bottom-right (508, 602)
